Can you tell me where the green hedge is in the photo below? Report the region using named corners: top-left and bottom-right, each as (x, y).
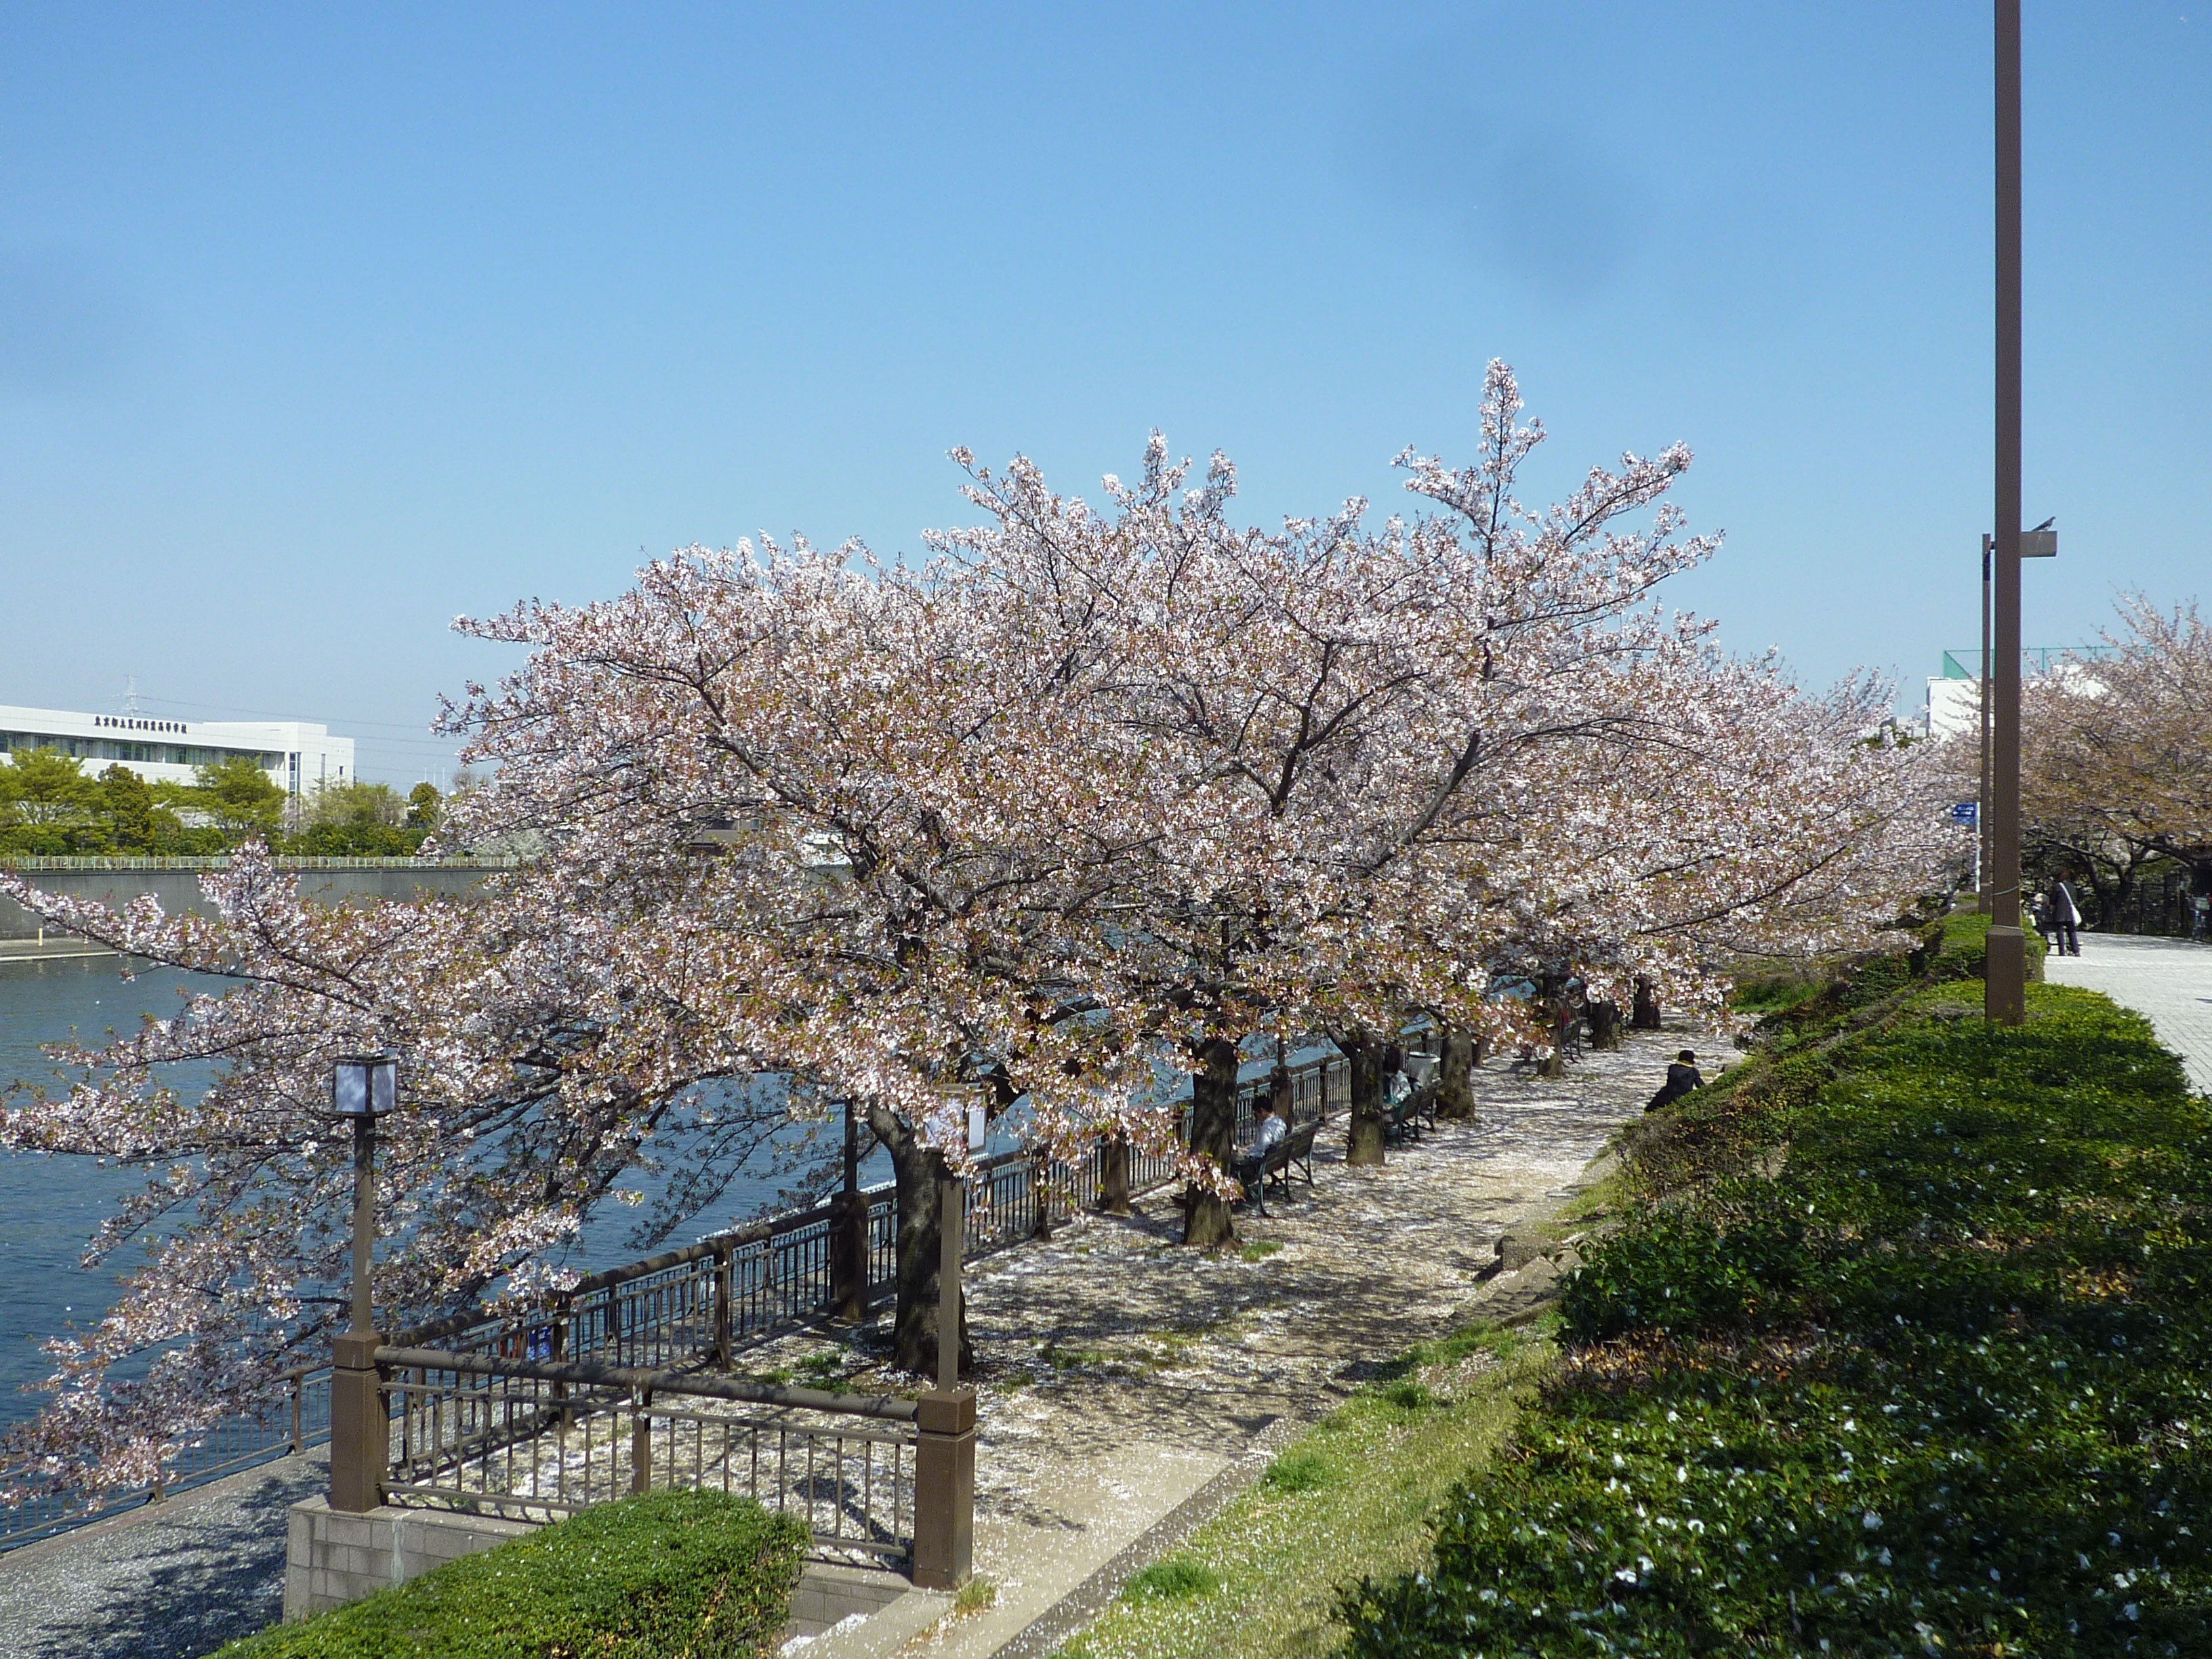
top-left (1344, 969), bottom-right (2212, 1655)
top-left (216, 1490), bottom-right (807, 1658)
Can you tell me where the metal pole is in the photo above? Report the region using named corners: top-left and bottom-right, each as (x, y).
top-left (330, 1109), bottom-right (387, 1511)
top-left (1987, 0), bottom-right (2028, 1024)
top-left (937, 1160), bottom-right (962, 1391)
top-left (350, 1115), bottom-right (375, 1334)
top-left (1990, 535), bottom-right (2008, 902)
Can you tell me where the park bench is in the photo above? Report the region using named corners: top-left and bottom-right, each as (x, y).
top-left (1263, 1115), bottom-right (1320, 1193)
top-left (1385, 1079), bottom-right (1439, 1143)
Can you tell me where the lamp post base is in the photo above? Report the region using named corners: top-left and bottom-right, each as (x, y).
top-left (1985, 926), bottom-right (2026, 1027)
top-left (329, 1330), bottom-right (387, 1513)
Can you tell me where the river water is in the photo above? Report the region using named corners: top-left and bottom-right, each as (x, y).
top-left (0, 956), bottom-right (897, 1435)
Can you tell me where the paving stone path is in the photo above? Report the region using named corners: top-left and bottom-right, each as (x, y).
top-left (0, 1031), bottom-right (1692, 1658)
top-left (762, 1030), bottom-right (1690, 1656)
top-left (2044, 933), bottom-right (2212, 1094)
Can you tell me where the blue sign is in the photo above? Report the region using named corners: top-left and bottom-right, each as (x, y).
top-left (1950, 802), bottom-right (1979, 826)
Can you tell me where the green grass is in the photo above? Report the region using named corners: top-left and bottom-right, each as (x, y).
top-left (1343, 973), bottom-right (2212, 1657)
top-left (1053, 1322), bottom-right (1553, 1659)
top-left (1240, 1240), bottom-right (1284, 1263)
top-left (213, 1489), bottom-right (806, 1658)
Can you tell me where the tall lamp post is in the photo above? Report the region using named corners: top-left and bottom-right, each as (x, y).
top-left (912, 1090), bottom-right (985, 1590)
top-left (1988, 0), bottom-right (2059, 1024)
top-left (329, 1052), bottom-right (398, 1513)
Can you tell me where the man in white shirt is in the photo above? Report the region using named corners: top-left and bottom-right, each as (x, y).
top-left (1235, 1099), bottom-right (1288, 1217)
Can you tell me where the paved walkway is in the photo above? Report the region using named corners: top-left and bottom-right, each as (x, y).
top-left (771, 1032), bottom-right (1682, 1658)
top-left (0, 1034), bottom-right (1684, 1659)
top-left (0, 1454), bottom-right (326, 1659)
top-left (2044, 933), bottom-right (2212, 1094)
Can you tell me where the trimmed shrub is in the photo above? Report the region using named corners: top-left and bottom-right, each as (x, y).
top-left (1345, 973), bottom-right (2212, 1656)
top-left (215, 1489), bottom-right (807, 1658)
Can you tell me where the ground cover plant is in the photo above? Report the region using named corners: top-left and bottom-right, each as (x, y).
top-left (1052, 1324), bottom-right (1552, 1659)
top-left (211, 1489), bottom-right (806, 1658)
top-left (1343, 961), bottom-right (2212, 1655)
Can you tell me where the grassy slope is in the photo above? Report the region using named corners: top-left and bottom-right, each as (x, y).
top-left (1055, 1325), bottom-right (1554, 1659)
top-left (1345, 970), bottom-right (2212, 1657)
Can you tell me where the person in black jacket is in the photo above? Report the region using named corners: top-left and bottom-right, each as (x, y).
top-left (2049, 877), bottom-right (2084, 956)
top-left (1645, 1050), bottom-right (1704, 1113)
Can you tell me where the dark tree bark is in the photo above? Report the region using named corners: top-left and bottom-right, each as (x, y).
top-left (1630, 976), bottom-right (1662, 1031)
top-left (1586, 1000), bottom-right (1622, 1051)
top-left (869, 1105), bottom-right (972, 1377)
top-left (1097, 1134), bottom-right (1131, 1215)
top-left (1344, 1031), bottom-right (1387, 1166)
top-left (1536, 978), bottom-right (1570, 1078)
top-left (1181, 1036), bottom-right (1240, 1247)
top-left (1437, 1027), bottom-right (1476, 1120)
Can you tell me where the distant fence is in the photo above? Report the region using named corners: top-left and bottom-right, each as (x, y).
top-left (0, 1047), bottom-right (1348, 1554)
top-left (0, 1366), bottom-right (331, 1553)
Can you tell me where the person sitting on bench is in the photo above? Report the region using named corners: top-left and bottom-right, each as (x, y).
top-left (1234, 1099), bottom-right (1287, 1216)
top-left (1645, 1050), bottom-right (1704, 1113)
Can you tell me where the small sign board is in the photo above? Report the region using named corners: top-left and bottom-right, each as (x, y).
top-left (1950, 802), bottom-right (1980, 826)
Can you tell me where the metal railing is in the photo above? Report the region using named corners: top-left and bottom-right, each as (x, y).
top-left (0, 1365), bottom-right (331, 1551)
top-left (376, 1348), bottom-right (916, 1559)
top-left (3, 1044), bottom-right (1348, 1555)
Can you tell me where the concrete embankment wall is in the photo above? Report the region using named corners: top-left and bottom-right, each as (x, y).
top-left (0, 863), bottom-right (510, 940)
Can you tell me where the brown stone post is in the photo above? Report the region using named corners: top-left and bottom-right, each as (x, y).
top-left (911, 1387), bottom-right (975, 1589)
top-left (327, 1332), bottom-right (386, 1513)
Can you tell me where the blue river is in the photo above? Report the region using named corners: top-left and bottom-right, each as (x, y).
top-left (0, 956), bottom-right (903, 1434)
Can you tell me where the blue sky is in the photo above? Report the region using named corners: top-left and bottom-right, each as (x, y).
top-left (3, 3), bottom-right (2205, 785)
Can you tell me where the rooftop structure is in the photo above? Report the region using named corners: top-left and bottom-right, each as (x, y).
top-left (0, 703), bottom-right (354, 797)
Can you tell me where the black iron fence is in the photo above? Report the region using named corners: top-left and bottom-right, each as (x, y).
top-left (1, 1044), bottom-right (1347, 1553)
top-left (375, 1347), bottom-right (917, 1559)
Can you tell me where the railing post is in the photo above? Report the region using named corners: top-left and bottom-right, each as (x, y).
top-left (911, 1387), bottom-right (975, 1589)
top-left (328, 1332), bottom-right (386, 1513)
top-left (630, 1390), bottom-right (653, 1496)
top-left (289, 1370), bottom-right (304, 1454)
top-left (713, 1243), bottom-right (734, 1368)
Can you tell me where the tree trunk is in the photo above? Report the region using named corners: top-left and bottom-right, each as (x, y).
top-left (1181, 1036), bottom-right (1240, 1247)
top-left (1344, 1031), bottom-right (1387, 1167)
top-left (1536, 979), bottom-right (1568, 1078)
top-left (1097, 1134), bottom-right (1131, 1215)
top-left (1630, 976), bottom-right (1662, 1031)
top-left (1436, 1027), bottom-right (1476, 1120)
top-left (1586, 1000), bottom-right (1622, 1051)
top-left (872, 1105), bottom-right (972, 1378)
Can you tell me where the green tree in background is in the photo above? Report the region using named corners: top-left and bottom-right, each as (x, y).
top-left (286, 778), bottom-right (426, 855)
top-left (406, 781), bottom-right (442, 830)
top-left (194, 756), bottom-right (286, 837)
top-left (0, 748), bottom-right (98, 827)
top-left (96, 765), bottom-right (188, 853)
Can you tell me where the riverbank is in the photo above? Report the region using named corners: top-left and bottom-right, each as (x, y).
top-left (1, 1030), bottom-right (1685, 1659)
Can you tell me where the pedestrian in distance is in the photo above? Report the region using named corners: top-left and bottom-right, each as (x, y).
top-left (1233, 1097), bottom-right (1286, 1217)
top-left (2050, 876), bottom-right (2084, 956)
top-left (2028, 893), bottom-right (2053, 950)
top-left (1645, 1049), bottom-right (1704, 1113)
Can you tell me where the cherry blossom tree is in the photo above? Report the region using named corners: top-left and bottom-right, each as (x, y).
top-left (1, 362), bottom-right (1952, 1490)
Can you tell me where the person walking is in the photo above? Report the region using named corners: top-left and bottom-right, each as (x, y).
top-left (2050, 876), bottom-right (2084, 957)
top-left (1233, 1097), bottom-right (1286, 1217)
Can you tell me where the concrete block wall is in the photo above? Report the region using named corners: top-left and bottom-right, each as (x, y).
top-left (283, 1497), bottom-right (534, 1620)
top-left (788, 1561), bottom-right (915, 1637)
top-left (285, 1496), bottom-right (915, 1639)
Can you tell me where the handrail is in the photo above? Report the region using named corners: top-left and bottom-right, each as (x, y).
top-left (373, 1345), bottom-right (919, 1423)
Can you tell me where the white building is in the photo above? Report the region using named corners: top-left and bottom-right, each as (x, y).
top-left (0, 703), bottom-right (355, 798)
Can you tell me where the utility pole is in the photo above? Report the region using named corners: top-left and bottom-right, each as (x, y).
top-left (1990, 535), bottom-right (2008, 902)
top-left (1986, 0), bottom-right (2026, 1024)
